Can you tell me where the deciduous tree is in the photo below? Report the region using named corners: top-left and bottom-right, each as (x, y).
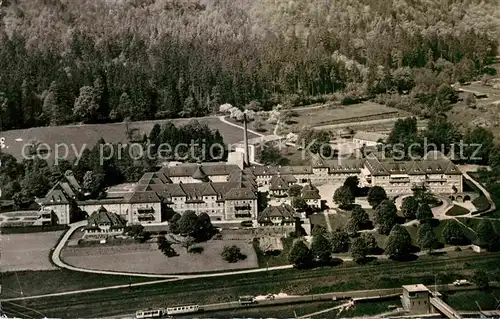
top-left (385, 224), bottom-right (412, 258)
top-left (374, 200), bottom-right (397, 235)
top-left (311, 233), bottom-right (331, 263)
top-left (333, 186), bottom-right (355, 210)
top-left (367, 186), bottom-right (388, 208)
top-left (288, 239), bottom-right (313, 266)
top-left (401, 196), bottom-right (419, 220)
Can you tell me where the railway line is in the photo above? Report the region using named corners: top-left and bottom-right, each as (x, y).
top-left (3, 252), bottom-right (500, 318)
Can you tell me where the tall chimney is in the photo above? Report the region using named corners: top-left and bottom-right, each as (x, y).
top-left (243, 113), bottom-right (250, 166)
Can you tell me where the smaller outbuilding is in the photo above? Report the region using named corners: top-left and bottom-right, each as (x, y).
top-left (85, 206), bottom-right (126, 238)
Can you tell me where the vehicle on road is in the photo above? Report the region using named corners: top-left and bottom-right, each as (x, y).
top-left (239, 295), bottom-right (256, 305)
top-left (453, 279), bottom-right (470, 286)
top-left (135, 308), bottom-right (166, 318)
top-left (265, 294), bottom-right (275, 300)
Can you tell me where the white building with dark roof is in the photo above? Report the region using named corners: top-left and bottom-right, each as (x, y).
top-left (352, 131), bottom-right (388, 148)
top-left (85, 206), bottom-right (126, 237)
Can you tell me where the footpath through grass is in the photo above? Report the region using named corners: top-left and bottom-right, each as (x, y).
top-left (6, 252), bottom-right (500, 318)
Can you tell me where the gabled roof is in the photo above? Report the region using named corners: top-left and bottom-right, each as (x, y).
top-left (159, 163), bottom-right (240, 177)
top-left (201, 183), bottom-right (218, 196)
top-left (246, 165), bottom-right (279, 176)
top-left (301, 181), bottom-right (321, 199)
top-left (60, 182), bottom-right (76, 198)
top-left (325, 159), bottom-right (365, 173)
top-left (64, 170), bottom-right (81, 190)
top-left (258, 204), bottom-right (297, 223)
top-left (128, 191), bottom-right (161, 203)
top-left (224, 186), bottom-right (257, 200)
top-left (42, 184), bottom-right (70, 204)
top-left (192, 165), bottom-right (209, 181)
top-left (277, 166), bottom-right (312, 175)
top-left (87, 206), bottom-right (126, 229)
top-left (311, 154), bottom-right (327, 168)
top-left (269, 176), bottom-right (290, 191)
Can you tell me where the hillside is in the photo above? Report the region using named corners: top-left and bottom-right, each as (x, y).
top-left (0, 0), bottom-right (499, 132)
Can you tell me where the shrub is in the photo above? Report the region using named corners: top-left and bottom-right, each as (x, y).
top-left (221, 245), bottom-right (246, 263)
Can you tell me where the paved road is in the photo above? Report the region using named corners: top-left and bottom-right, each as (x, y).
top-left (457, 165), bottom-right (496, 216)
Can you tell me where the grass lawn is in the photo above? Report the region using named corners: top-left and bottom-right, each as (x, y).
top-left (435, 219), bottom-right (477, 244)
top-left (6, 252), bottom-right (500, 318)
top-left (472, 195), bottom-right (491, 212)
top-left (446, 205), bottom-right (471, 216)
top-left (286, 102), bottom-right (402, 132)
top-left (445, 288), bottom-right (500, 311)
top-left (0, 269), bottom-right (162, 299)
top-left (62, 239), bottom-right (258, 274)
top-left (457, 217), bottom-right (500, 234)
top-left (1, 230), bottom-right (66, 272)
top-left (342, 299), bottom-right (400, 317)
top-left (1, 117), bottom-right (257, 163)
top-left (213, 301), bottom-right (342, 318)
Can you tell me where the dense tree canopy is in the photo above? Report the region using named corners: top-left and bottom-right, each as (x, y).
top-left (0, 0), bottom-right (497, 131)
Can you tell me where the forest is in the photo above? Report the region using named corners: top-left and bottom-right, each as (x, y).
top-left (0, 0), bottom-right (499, 131)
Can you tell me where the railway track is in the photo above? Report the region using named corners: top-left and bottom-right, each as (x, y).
top-left (3, 253), bottom-right (500, 318)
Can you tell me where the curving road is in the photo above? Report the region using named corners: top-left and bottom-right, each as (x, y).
top-left (51, 221), bottom-right (293, 281)
top-left (457, 166), bottom-right (496, 216)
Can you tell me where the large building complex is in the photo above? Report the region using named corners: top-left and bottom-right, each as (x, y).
top-left (40, 149), bottom-right (463, 226)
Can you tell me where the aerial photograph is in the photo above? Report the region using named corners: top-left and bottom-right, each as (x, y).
top-left (1, 0), bottom-right (500, 318)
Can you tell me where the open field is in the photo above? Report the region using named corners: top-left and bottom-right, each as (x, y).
top-left (202, 301), bottom-right (342, 318)
top-left (0, 117), bottom-right (258, 162)
top-left (0, 269), bottom-right (161, 299)
top-left (5, 252), bottom-right (500, 318)
top-left (447, 87), bottom-right (500, 142)
top-left (0, 230), bottom-right (64, 271)
top-left (61, 239), bottom-right (258, 274)
top-left (284, 102), bottom-right (409, 133)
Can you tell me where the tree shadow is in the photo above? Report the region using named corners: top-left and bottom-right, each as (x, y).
top-left (360, 221), bottom-right (374, 230)
top-left (355, 256), bottom-right (377, 265)
top-left (428, 218), bottom-right (441, 228)
top-left (409, 245), bottom-right (421, 254)
top-left (370, 247), bottom-right (385, 255)
top-left (390, 254), bottom-right (419, 262)
top-left (395, 216), bottom-right (406, 224)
